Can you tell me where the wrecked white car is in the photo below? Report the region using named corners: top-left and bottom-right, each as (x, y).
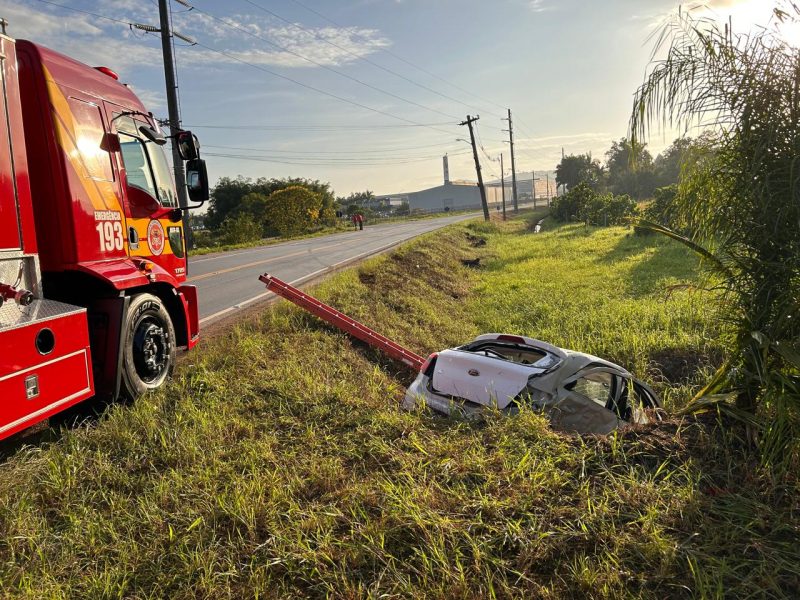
top-left (403, 334), bottom-right (661, 434)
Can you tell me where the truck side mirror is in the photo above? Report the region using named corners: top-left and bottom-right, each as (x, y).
top-left (176, 130), bottom-right (200, 161)
top-left (138, 125), bottom-right (167, 146)
top-left (186, 158), bottom-right (209, 204)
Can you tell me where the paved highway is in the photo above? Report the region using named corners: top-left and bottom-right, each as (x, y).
top-left (188, 213), bottom-right (477, 325)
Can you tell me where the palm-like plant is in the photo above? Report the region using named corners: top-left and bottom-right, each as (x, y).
top-left (630, 5), bottom-right (800, 468)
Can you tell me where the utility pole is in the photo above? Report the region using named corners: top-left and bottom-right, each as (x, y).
top-left (546, 172), bottom-right (551, 206)
top-left (157, 0), bottom-right (191, 247)
top-left (531, 170), bottom-right (536, 206)
top-left (500, 153), bottom-right (506, 220)
top-left (460, 115), bottom-right (490, 221)
top-left (502, 109), bottom-right (519, 213)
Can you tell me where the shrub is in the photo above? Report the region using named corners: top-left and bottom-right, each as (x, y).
top-left (218, 213), bottom-right (261, 245)
top-left (264, 186), bottom-right (323, 236)
top-left (552, 183), bottom-right (637, 225)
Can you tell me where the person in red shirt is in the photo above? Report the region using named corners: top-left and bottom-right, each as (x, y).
top-left (356, 213), bottom-right (364, 230)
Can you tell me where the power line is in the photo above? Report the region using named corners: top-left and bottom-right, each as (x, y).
top-left (236, 0), bottom-right (505, 120)
top-left (203, 141), bottom-right (462, 154)
top-left (31, 0), bottom-right (460, 138)
top-left (190, 41), bottom-right (458, 136)
top-left (203, 150), bottom-right (469, 167)
top-left (184, 122), bottom-right (454, 130)
top-left (285, 0), bottom-right (509, 116)
top-left (187, 4), bottom-right (461, 121)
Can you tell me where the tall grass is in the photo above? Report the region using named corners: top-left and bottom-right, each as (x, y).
top-left (0, 216), bottom-right (796, 598)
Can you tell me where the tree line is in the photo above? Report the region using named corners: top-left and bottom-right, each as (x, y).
top-left (196, 178), bottom-right (402, 247)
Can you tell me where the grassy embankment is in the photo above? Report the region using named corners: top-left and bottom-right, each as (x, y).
top-left (1, 214), bottom-right (798, 598)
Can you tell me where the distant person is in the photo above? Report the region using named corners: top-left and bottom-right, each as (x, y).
top-left (351, 213), bottom-right (359, 230)
top-left (356, 213), bottom-right (364, 230)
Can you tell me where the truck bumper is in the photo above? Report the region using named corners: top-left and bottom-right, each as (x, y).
top-left (178, 284), bottom-right (199, 349)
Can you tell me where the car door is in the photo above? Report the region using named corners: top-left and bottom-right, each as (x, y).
top-left (552, 367), bottom-right (628, 434)
top-left (431, 349), bottom-right (533, 409)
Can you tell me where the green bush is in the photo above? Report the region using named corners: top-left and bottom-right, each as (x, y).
top-left (552, 183), bottom-right (637, 225)
top-left (218, 213), bottom-right (262, 245)
top-left (264, 186), bottom-right (323, 236)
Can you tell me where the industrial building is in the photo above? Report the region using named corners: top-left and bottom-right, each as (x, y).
top-left (377, 155), bottom-right (557, 214)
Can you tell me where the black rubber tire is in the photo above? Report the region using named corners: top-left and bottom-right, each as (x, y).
top-left (120, 293), bottom-right (176, 401)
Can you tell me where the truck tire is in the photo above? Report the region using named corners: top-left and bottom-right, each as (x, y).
top-left (121, 293), bottom-right (176, 400)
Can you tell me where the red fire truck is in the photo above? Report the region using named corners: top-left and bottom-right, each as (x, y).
top-left (0, 30), bottom-right (208, 440)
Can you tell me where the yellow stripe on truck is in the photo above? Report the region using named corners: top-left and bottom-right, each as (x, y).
top-left (44, 66), bottom-right (119, 213)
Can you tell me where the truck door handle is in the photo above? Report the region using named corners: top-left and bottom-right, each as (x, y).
top-left (468, 369), bottom-right (480, 377)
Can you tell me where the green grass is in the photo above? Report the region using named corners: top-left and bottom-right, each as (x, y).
top-left (0, 214), bottom-right (797, 598)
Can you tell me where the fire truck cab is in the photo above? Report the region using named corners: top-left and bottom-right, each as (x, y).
top-left (0, 31), bottom-right (207, 440)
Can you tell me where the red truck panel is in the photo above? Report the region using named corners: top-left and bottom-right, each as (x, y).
top-left (0, 300), bottom-right (94, 440)
top-left (0, 36), bottom-right (37, 253)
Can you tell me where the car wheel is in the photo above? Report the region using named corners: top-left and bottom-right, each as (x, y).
top-left (120, 293), bottom-right (176, 400)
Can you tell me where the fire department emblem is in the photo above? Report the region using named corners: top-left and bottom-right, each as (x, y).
top-left (147, 220), bottom-right (165, 256)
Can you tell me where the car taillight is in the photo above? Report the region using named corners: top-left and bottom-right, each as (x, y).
top-left (421, 352), bottom-right (438, 376)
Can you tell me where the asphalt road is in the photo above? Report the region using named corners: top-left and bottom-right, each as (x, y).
top-left (188, 213), bottom-right (477, 325)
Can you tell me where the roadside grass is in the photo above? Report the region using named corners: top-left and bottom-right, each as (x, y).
top-left (0, 214), bottom-right (797, 598)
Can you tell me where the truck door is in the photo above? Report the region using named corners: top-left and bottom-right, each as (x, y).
top-left (114, 114), bottom-right (186, 275)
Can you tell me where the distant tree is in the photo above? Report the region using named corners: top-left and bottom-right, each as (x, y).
top-left (205, 176), bottom-right (254, 230)
top-left (337, 191), bottom-right (375, 206)
top-left (555, 154), bottom-right (604, 192)
top-left (605, 137), bottom-right (656, 199)
top-left (653, 138), bottom-right (694, 188)
top-left (207, 177), bottom-right (337, 231)
top-left (394, 201), bottom-right (410, 216)
top-left (264, 186), bottom-right (323, 236)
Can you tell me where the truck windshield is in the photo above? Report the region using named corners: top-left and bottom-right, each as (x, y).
top-left (117, 117), bottom-right (178, 208)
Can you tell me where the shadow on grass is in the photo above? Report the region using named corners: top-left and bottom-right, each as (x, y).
top-left (595, 229), bottom-right (703, 298)
top-left (0, 396), bottom-right (120, 462)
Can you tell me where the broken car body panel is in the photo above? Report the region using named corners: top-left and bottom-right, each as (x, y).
top-left (403, 333), bottom-right (661, 434)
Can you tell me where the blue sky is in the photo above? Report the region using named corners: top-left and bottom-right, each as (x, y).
top-left (3, 0), bottom-right (786, 196)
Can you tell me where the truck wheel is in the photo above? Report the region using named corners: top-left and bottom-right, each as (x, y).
top-left (121, 293), bottom-right (176, 400)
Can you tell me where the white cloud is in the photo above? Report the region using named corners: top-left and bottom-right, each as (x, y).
top-left (2, 0), bottom-right (162, 71)
top-left (529, 0), bottom-right (553, 13)
top-left (171, 10), bottom-right (392, 69)
top-left (10, 1), bottom-right (391, 72)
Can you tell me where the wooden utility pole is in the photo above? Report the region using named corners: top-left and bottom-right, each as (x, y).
top-left (500, 153), bottom-right (506, 220)
top-left (460, 115), bottom-right (490, 221)
top-left (502, 109), bottom-right (519, 213)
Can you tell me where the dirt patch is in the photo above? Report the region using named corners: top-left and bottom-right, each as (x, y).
top-left (465, 233), bottom-right (487, 247)
top-left (461, 258), bottom-right (482, 268)
top-left (358, 270), bottom-right (376, 285)
top-left (647, 347), bottom-right (725, 384)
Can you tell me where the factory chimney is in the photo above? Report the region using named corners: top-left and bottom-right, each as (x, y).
top-left (443, 154), bottom-right (451, 185)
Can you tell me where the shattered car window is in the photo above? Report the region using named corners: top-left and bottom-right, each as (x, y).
top-left (567, 372), bottom-right (614, 408)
